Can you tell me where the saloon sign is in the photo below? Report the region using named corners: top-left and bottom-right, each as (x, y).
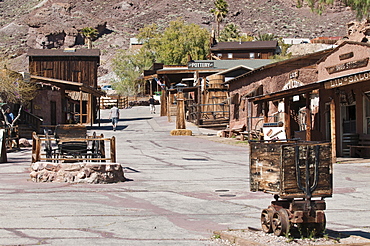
top-left (324, 70), bottom-right (370, 89)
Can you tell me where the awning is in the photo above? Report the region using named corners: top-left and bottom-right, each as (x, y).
top-left (30, 75), bottom-right (106, 97)
top-left (248, 82), bottom-right (323, 103)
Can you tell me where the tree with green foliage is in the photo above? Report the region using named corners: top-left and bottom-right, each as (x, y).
top-left (80, 27), bottom-right (98, 49)
top-left (255, 33), bottom-right (277, 41)
top-left (113, 19), bottom-right (210, 96)
top-left (210, 0), bottom-right (229, 38)
top-left (138, 19), bottom-right (210, 65)
top-left (271, 38), bottom-right (292, 61)
top-left (112, 48), bottom-right (154, 97)
top-left (304, 0), bottom-right (369, 20)
top-left (219, 23), bottom-right (254, 42)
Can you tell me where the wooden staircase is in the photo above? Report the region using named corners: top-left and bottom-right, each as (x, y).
top-left (18, 110), bottom-right (43, 138)
top-left (18, 124), bottom-right (36, 138)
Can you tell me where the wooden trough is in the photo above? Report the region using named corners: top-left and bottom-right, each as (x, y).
top-left (250, 141), bottom-right (332, 237)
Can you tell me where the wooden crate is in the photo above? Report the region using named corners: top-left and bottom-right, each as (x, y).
top-left (249, 141), bottom-right (332, 199)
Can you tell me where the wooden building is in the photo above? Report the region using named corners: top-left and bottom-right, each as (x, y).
top-left (210, 41), bottom-right (279, 60)
top-left (27, 48), bottom-right (104, 126)
top-left (227, 49), bottom-right (333, 134)
top-left (231, 41), bottom-right (370, 159)
top-left (144, 59), bottom-right (272, 128)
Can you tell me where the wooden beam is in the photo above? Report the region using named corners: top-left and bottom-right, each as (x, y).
top-left (263, 101), bottom-right (268, 123)
top-left (284, 98), bottom-right (291, 139)
top-left (330, 98), bottom-right (337, 163)
top-left (160, 87), bottom-right (167, 116)
top-left (306, 93), bottom-right (312, 141)
top-left (167, 91), bottom-right (171, 122)
top-left (79, 90), bottom-right (83, 124)
top-left (176, 92), bottom-right (186, 129)
top-left (110, 136), bottom-right (116, 163)
top-left (197, 85), bottom-right (201, 125)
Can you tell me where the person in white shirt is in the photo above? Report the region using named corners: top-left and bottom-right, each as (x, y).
top-left (108, 105), bottom-right (119, 131)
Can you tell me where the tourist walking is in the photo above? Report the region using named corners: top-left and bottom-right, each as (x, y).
top-left (109, 105), bottom-right (119, 131)
top-left (149, 96), bottom-right (156, 114)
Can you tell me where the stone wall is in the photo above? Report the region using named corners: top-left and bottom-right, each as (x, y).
top-left (30, 162), bottom-right (126, 184)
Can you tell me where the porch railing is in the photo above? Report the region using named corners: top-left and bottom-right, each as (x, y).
top-left (20, 110), bottom-right (43, 133)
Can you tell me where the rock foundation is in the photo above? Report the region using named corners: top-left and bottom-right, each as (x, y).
top-left (30, 162), bottom-right (126, 184)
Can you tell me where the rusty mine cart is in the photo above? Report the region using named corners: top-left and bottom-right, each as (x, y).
top-left (249, 141), bottom-right (332, 237)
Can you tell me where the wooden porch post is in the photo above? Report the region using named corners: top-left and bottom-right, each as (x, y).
top-left (176, 91), bottom-right (186, 129)
top-left (263, 101), bottom-right (268, 123)
top-left (305, 93), bottom-right (312, 141)
top-left (247, 100), bottom-right (252, 141)
top-left (284, 97), bottom-right (291, 139)
top-left (79, 90), bottom-right (83, 124)
top-left (197, 85), bottom-right (201, 125)
top-left (330, 98), bottom-right (337, 163)
top-left (167, 91), bottom-right (171, 122)
top-left (0, 130), bottom-right (7, 163)
top-left (110, 136), bottom-right (116, 163)
top-left (160, 86), bottom-right (167, 117)
top-left (87, 93), bottom-right (93, 126)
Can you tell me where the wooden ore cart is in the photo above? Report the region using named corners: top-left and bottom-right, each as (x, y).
top-left (249, 141), bottom-right (332, 236)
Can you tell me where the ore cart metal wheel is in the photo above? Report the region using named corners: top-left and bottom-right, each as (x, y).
top-left (261, 208), bottom-right (274, 233)
top-left (272, 209), bottom-right (290, 236)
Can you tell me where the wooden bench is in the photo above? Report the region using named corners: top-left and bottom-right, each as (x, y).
top-left (350, 134), bottom-right (370, 157)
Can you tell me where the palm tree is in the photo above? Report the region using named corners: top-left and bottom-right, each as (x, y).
top-left (219, 23), bottom-right (240, 42)
top-left (80, 27), bottom-right (98, 49)
top-left (210, 0), bottom-right (229, 38)
top-left (255, 33), bottom-right (277, 41)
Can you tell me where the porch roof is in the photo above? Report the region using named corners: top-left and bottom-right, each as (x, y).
top-left (30, 75), bottom-right (105, 97)
top-left (248, 82), bottom-right (323, 103)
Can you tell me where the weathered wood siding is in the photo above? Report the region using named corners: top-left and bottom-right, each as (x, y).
top-left (29, 56), bottom-right (98, 88)
top-left (250, 141), bottom-right (332, 199)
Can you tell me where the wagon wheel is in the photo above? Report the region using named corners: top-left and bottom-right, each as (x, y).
top-left (91, 132), bottom-right (101, 159)
top-left (92, 139), bottom-right (100, 158)
top-left (45, 140), bottom-right (52, 159)
top-left (261, 208), bottom-right (275, 233)
top-left (272, 209), bottom-right (290, 236)
top-left (43, 129), bottom-right (53, 159)
top-left (254, 118), bottom-right (264, 133)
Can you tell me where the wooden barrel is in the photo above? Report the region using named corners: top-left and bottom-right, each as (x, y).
top-left (207, 74), bottom-right (225, 89)
top-left (342, 133), bottom-right (359, 157)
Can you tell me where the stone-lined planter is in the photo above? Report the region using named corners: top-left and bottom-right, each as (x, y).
top-left (30, 162), bottom-right (126, 184)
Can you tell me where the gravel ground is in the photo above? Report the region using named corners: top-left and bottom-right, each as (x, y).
top-left (211, 228), bottom-right (370, 246)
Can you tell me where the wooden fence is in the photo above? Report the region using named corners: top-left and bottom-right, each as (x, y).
top-left (0, 125), bottom-right (19, 149)
top-left (100, 97), bottom-right (129, 109)
top-left (32, 132), bottom-right (116, 163)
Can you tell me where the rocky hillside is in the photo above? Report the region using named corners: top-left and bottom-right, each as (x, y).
top-left (0, 0), bottom-right (358, 79)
